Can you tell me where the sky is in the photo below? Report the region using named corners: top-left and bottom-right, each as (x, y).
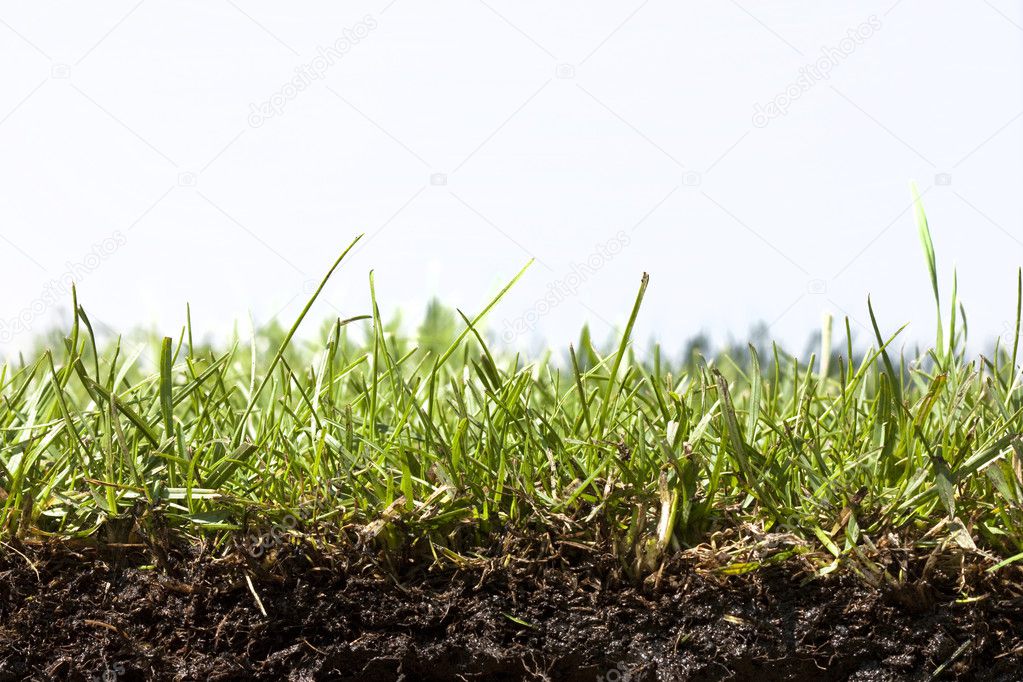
top-left (1, 1), bottom-right (1021, 359)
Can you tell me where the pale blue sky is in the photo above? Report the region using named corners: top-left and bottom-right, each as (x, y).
top-left (1, 1), bottom-right (1021, 357)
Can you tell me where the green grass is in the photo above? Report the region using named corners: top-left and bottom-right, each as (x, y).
top-left (3, 192), bottom-right (1023, 580)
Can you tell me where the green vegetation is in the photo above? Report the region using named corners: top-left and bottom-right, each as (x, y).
top-left (3, 191), bottom-right (1023, 580)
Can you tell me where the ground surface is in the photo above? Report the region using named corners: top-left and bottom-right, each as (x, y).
top-left (1, 541), bottom-right (1022, 681)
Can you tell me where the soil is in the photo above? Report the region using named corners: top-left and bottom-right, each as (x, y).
top-left (1, 539), bottom-right (1022, 681)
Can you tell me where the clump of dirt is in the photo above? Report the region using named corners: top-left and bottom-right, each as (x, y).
top-left (0, 540), bottom-right (1021, 681)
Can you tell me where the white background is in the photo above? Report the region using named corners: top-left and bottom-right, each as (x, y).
top-left (1, 1), bottom-right (1021, 357)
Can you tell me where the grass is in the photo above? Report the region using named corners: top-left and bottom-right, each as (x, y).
top-left (3, 189), bottom-right (1023, 581)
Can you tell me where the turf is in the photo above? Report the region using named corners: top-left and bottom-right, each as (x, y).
top-left (2, 188), bottom-right (1023, 586)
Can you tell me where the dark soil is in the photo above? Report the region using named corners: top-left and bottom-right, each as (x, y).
top-left (1, 540), bottom-right (1022, 681)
